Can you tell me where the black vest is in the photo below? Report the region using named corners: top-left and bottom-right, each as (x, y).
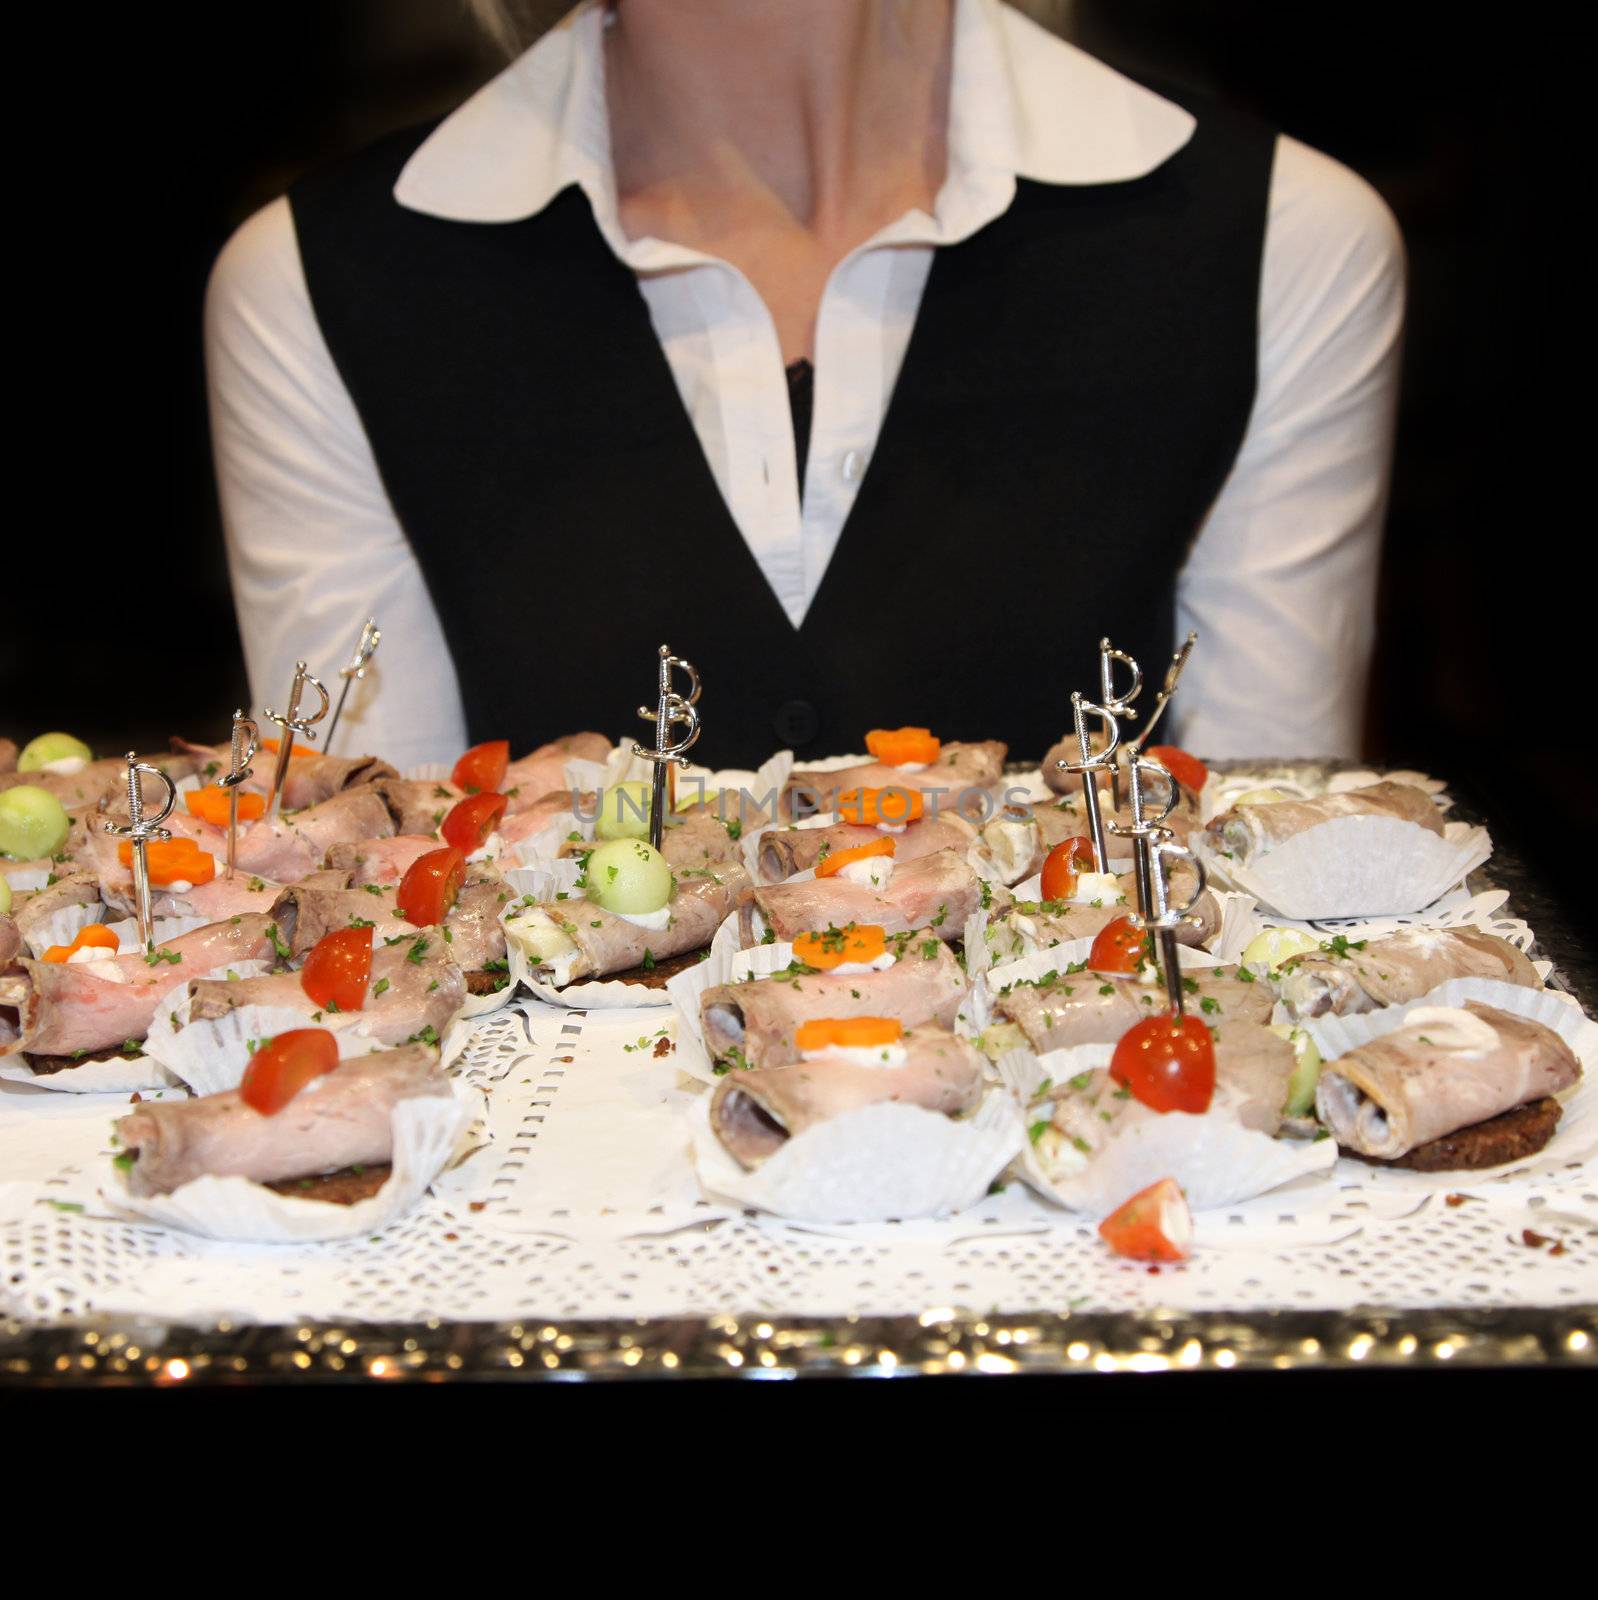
top-left (290, 93), bottom-right (1274, 768)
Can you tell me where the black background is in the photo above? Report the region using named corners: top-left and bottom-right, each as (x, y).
top-left (1, 1), bottom-right (1587, 916)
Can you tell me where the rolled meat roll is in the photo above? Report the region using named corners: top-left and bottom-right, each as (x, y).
top-left (508, 866), bottom-right (748, 985)
top-left (992, 965), bottom-right (1270, 1054)
top-left (711, 1025), bottom-right (984, 1167)
top-left (185, 938), bottom-right (466, 1043)
top-left (1316, 1001), bottom-right (1580, 1162)
top-left (1277, 927), bottom-right (1539, 1020)
top-left (782, 740), bottom-right (1007, 820)
top-left (1206, 780), bottom-right (1443, 866)
top-left (116, 1043), bottom-right (451, 1196)
top-left (701, 934), bottom-right (967, 1070)
top-left (739, 848), bottom-right (983, 948)
top-left (0, 913), bottom-right (282, 1059)
top-left (758, 813), bottom-right (975, 883)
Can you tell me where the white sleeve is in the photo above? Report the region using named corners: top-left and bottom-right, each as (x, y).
top-left (204, 196), bottom-right (469, 771)
top-left (1167, 135), bottom-right (1405, 761)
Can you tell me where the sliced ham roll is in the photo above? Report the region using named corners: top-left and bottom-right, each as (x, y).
top-left (659, 808), bottom-right (745, 872)
top-left (502, 733), bottom-right (611, 813)
top-left (324, 835), bottom-right (441, 887)
top-left (0, 737), bottom-right (16, 774)
top-left (782, 740), bottom-right (1007, 822)
top-left (738, 848), bottom-right (983, 948)
top-left (369, 777), bottom-right (462, 837)
top-left (700, 934), bottom-right (967, 1071)
top-left (758, 813), bottom-right (975, 884)
top-left (0, 913), bottom-right (282, 1058)
top-left (0, 914), bottom-right (21, 970)
top-left (232, 787), bottom-right (398, 883)
top-left (711, 1025), bottom-right (984, 1167)
top-left (116, 1043), bottom-right (451, 1196)
top-left (984, 870), bottom-right (1219, 962)
top-left (534, 867), bottom-right (748, 981)
top-left (1039, 1022), bottom-right (1296, 1166)
top-left (1206, 780), bottom-right (1444, 865)
top-left (186, 938), bottom-right (466, 1043)
top-left (499, 792), bottom-right (578, 846)
top-left (0, 753), bottom-right (200, 810)
top-left (9, 871), bottom-right (103, 953)
top-left (1277, 928), bottom-right (1540, 1021)
top-left (1316, 1001), bottom-right (1580, 1161)
top-left (170, 739), bottom-right (397, 810)
top-left (994, 965), bottom-right (1270, 1054)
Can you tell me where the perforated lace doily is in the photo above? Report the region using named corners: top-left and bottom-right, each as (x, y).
top-left (3, 765), bottom-right (1595, 1327)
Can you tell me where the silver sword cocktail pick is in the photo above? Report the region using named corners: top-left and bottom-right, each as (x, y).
top-left (325, 618), bottom-right (381, 753)
top-left (1145, 834), bottom-right (1209, 1017)
top-left (262, 660), bottom-right (331, 819)
top-left (1097, 637), bottom-right (1143, 809)
top-left (1130, 631), bottom-right (1198, 751)
top-left (103, 753), bottom-right (177, 952)
top-left (631, 644), bottom-right (702, 851)
top-left (1108, 745), bottom-right (1181, 924)
top-left (219, 709), bottom-right (259, 881)
top-left (1055, 691), bottom-right (1121, 872)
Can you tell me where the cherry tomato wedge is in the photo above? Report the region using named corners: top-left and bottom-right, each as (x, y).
top-left (1146, 745), bottom-right (1208, 794)
top-left (240, 1028), bottom-right (341, 1116)
top-left (441, 791), bottom-right (508, 852)
top-left (1088, 914), bottom-right (1149, 974)
top-left (299, 925), bottom-right (374, 1013)
top-left (396, 845), bottom-right (466, 926)
top-left (1110, 1013), bottom-right (1216, 1114)
top-left (1039, 835), bottom-right (1096, 902)
top-left (451, 740), bottom-right (510, 795)
top-left (1098, 1177), bottom-right (1193, 1262)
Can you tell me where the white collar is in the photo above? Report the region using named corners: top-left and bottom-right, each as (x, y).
top-left (394, 0), bottom-right (1195, 236)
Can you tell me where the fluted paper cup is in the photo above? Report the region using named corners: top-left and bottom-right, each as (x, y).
top-left (104, 1088), bottom-right (473, 1242)
top-left (687, 1085), bottom-right (1024, 1224)
top-left (667, 923), bottom-right (794, 1085)
top-left (994, 1043), bottom-right (1336, 1214)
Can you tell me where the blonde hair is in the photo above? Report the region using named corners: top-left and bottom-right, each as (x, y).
top-left (466, 1), bottom-right (1075, 54)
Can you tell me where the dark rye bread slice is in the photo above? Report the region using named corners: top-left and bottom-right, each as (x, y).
top-left (1346, 1097), bottom-right (1563, 1172)
top-left (264, 1162), bottom-right (392, 1205)
top-left (565, 945), bottom-right (709, 992)
top-left (25, 1043), bottom-right (147, 1076)
top-left (465, 969), bottom-right (513, 997)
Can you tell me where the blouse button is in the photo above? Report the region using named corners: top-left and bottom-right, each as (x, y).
top-left (840, 448), bottom-right (868, 484)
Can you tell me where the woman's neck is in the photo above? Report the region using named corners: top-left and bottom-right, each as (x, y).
top-left (605, 0), bottom-right (955, 360)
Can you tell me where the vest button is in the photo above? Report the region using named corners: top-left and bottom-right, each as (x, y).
top-left (772, 699), bottom-right (819, 747)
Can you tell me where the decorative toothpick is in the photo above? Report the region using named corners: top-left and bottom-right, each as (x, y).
top-left (1144, 835), bottom-right (1209, 1017)
top-left (1130, 631), bottom-right (1198, 751)
top-left (103, 753), bottom-right (177, 951)
top-left (1097, 638), bottom-right (1142, 809)
top-left (262, 661), bottom-right (330, 819)
top-left (219, 710), bottom-right (259, 880)
top-left (1108, 747), bottom-right (1181, 925)
top-left (325, 618), bottom-right (381, 753)
top-left (1055, 691), bottom-right (1120, 872)
top-left (631, 644), bottom-right (702, 850)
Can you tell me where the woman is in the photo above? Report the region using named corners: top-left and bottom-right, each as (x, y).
top-left (207, 0), bottom-right (1402, 771)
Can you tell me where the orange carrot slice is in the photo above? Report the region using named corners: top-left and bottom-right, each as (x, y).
top-left (259, 738), bottom-right (314, 760)
top-left (815, 837), bottom-right (896, 879)
top-left (792, 923), bottom-right (888, 971)
top-left (185, 786), bottom-right (265, 827)
top-left (117, 838), bottom-right (217, 887)
top-left (865, 727), bottom-right (941, 766)
top-left (795, 1016), bottom-right (905, 1052)
top-left (835, 787), bottom-right (924, 828)
top-left (42, 923), bottom-right (120, 963)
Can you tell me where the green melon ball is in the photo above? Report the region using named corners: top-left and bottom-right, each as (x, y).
top-left (1241, 926), bottom-right (1321, 973)
top-left (594, 781), bottom-right (655, 841)
top-left (585, 838), bottom-right (673, 914)
top-left (0, 875), bottom-right (11, 916)
top-left (0, 785), bottom-right (71, 860)
top-left (17, 732), bottom-right (93, 772)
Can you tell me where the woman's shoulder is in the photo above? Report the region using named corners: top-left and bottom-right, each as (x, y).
top-left (1268, 135), bottom-right (1404, 278)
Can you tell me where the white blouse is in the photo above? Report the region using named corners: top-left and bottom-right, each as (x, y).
top-left (206, 0), bottom-right (1405, 771)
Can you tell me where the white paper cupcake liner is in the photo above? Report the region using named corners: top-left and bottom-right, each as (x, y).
top-left (1303, 977), bottom-right (1598, 1190)
top-left (104, 1088), bottom-right (473, 1242)
top-left (984, 934), bottom-right (1223, 1004)
top-left (0, 867), bottom-right (52, 894)
top-left (994, 1043), bottom-right (1337, 1215)
top-left (1200, 816), bottom-right (1491, 920)
top-left (667, 924), bottom-right (796, 1085)
top-left (687, 1085), bottom-right (1024, 1224)
top-left (507, 813), bottom-right (586, 869)
top-left (402, 762), bottom-right (453, 782)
